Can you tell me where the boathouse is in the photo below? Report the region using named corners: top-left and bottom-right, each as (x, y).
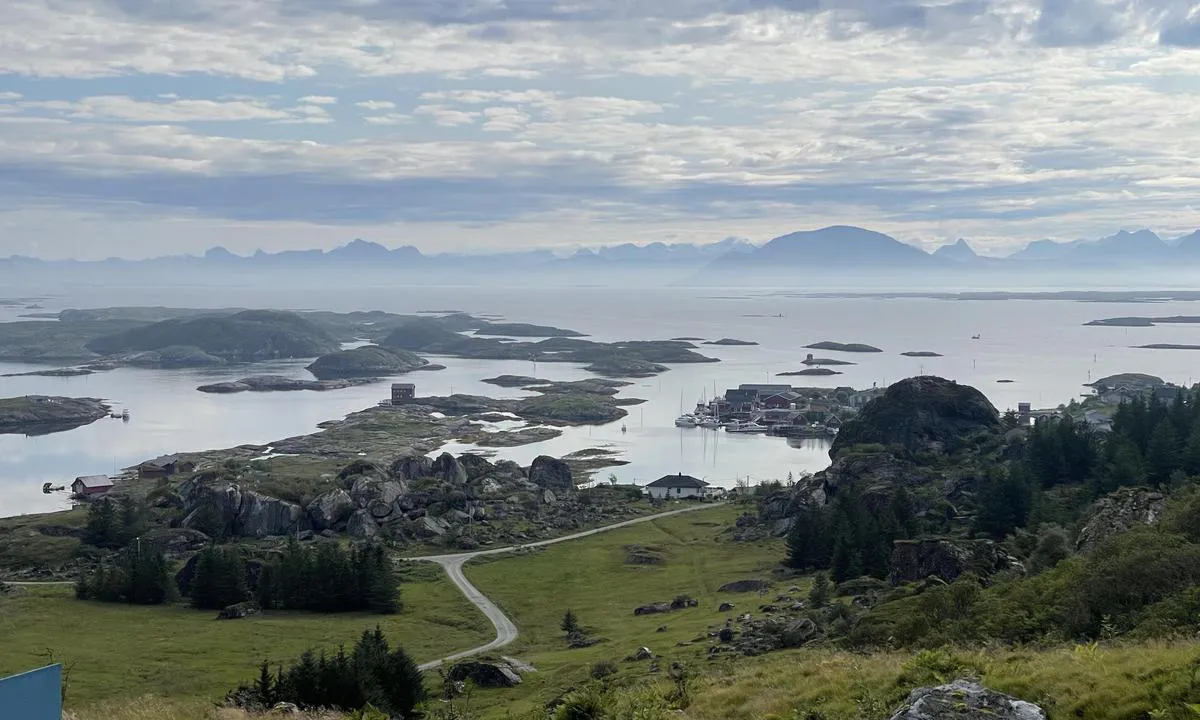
top-left (71, 475), bottom-right (114, 498)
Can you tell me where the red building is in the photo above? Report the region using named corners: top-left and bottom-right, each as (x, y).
top-left (71, 475), bottom-right (113, 498)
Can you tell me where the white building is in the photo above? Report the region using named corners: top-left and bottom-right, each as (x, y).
top-left (644, 473), bottom-right (709, 500)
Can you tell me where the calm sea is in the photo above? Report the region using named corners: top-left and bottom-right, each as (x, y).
top-left (2, 283), bottom-right (1198, 517)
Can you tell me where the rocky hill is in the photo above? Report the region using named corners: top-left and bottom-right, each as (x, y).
top-left (86, 310), bottom-right (341, 362)
top-left (0, 395), bottom-right (112, 435)
top-left (832, 376), bottom-right (1000, 456)
top-left (306, 345), bottom-right (430, 379)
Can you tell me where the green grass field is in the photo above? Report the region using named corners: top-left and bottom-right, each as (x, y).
top-left (0, 563), bottom-right (491, 709)
top-left (460, 503), bottom-right (787, 717)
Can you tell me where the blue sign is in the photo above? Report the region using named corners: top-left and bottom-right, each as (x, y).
top-left (0, 664), bottom-right (62, 720)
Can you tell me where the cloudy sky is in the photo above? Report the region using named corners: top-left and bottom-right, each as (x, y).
top-left (2, 0), bottom-right (1200, 259)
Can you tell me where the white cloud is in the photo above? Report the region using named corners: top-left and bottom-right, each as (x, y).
top-left (299, 95), bottom-right (337, 104)
top-left (356, 100), bottom-right (396, 110)
top-left (0, 92), bottom-right (22, 101)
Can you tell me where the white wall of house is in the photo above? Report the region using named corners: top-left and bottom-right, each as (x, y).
top-left (647, 486), bottom-right (704, 500)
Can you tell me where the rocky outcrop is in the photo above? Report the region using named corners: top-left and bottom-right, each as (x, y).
top-left (718, 579), bottom-right (771, 593)
top-left (346, 509), bottom-right (379, 539)
top-left (432, 453), bottom-right (468, 485)
top-left (179, 477), bottom-right (305, 538)
top-left (832, 376), bottom-right (1000, 456)
top-left (888, 679), bottom-right (1045, 720)
top-left (389, 452), bottom-right (433, 482)
top-left (529, 455), bottom-right (573, 495)
top-left (196, 376), bottom-right (374, 394)
top-left (889, 539), bottom-right (1022, 586)
top-left (350, 477), bottom-right (407, 509)
top-left (140, 527), bottom-right (211, 557)
top-left (1076, 487), bottom-right (1166, 553)
top-left (447, 660), bottom-right (523, 688)
top-left (459, 454), bottom-right (494, 481)
top-left (307, 489), bottom-right (355, 532)
top-left (238, 492), bottom-right (305, 538)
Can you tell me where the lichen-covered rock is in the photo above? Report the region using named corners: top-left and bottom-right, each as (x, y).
top-left (217, 601), bottom-right (261, 620)
top-left (889, 679), bottom-right (1045, 720)
top-left (1076, 487), bottom-right (1166, 553)
top-left (780, 617), bottom-right (818, 648)
top-left (889, 539), bottom-right (1022, 586)
top-left (432, 452), bottom-right (468, 485)
top-left (390, 452), bottom-right (433, 482)
top-left (718, 579), bottom-right (771, 593)
top-left (346, 509), bottom-right (379, 539)
top-left (833, 376), bottom-right (1000, 456)
top-left (529, 455), bottom-right (573, 495)
top-left (306, 488), bottom-right (355, 531)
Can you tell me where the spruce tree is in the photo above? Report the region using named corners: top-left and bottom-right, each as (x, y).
top-left (561, 608), bottom-right (579, 634)
top-left (83, 500), bottom-right (120, 549)
top-left (807, 572), bottom-right (831, 609)
top-left (1148, 419), bottom-right (1182, 486)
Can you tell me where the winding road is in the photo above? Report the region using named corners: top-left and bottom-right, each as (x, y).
top-left (406, 502), bottom-right (723, 670)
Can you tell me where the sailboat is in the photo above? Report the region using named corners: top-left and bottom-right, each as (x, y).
top-left (675, 390), bottom-right (697, 427)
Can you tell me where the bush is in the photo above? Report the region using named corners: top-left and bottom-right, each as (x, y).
top-left (590, 660), bottom-right (618, 680)
top-left (896, 649), bottom-right (982, 688)
top-left (75, 547), bottom-right (176, 605)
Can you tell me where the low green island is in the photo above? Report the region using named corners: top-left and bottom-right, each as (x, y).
top-left (804, 341), bottom-right (883, 353)
top-left (0, 395), bottom-right (111, 435)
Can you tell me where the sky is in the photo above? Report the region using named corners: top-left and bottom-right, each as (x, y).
top-left (2, 0), bottom-right (1200, 260)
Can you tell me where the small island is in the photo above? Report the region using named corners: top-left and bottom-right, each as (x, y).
top-left (473, 323), bottom-right (586, 338)
top-left (1, 367), bottom-right (95, 378)
top-left (306, 346), bottom-right (430, 380)
top-left (1137, 344), bottom-right (1200, 351)
top-left (0, 395), bottom-right (112, 435)
top-left (670, 337), bottom-right (706, 341)
top-left (704, 338), bottom-right (759, 346)
top-left (482, 375), bottom-right (545, 388)
top-left (1086, 316), bottom-right (1200, 327)
top-left (802, 356), bottom-right (855, 366)
top-left (778, 368), bottom-right (843, 376)
top-left (197, 376), bottom-right (376, 394)
top-left (805, 341), bottom-right (883, 353)
top-left (901, 351), bottom-right (943, 358)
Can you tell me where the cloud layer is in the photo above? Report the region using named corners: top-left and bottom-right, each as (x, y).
top-left (2, 0), bottom-right (1200, 258)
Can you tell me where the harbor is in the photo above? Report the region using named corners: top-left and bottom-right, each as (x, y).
top-left (674, 382), bottom-right (884, 439)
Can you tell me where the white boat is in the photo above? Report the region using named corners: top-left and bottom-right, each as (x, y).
top-left (725, 420), bottom-right (767, 434)
top-left (698, 416), bottom-right (722, 429)
top-left (675, 415), bottom-right (698, 428)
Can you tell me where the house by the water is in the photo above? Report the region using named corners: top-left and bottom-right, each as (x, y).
top-left (644, 473), bottom-right (709, 500)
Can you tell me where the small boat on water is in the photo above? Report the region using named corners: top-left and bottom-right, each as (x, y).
top-left (698, 415), bottom-right (722, 429)
top-left (621, 424), bottom-right (627, 433)
top-left (675, 415), bottom-right (698, 428)
top-left (726, 420), bottom-right (767, 434)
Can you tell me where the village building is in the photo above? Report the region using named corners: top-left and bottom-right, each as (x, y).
top-left (137, 454), bottom-right (196, 480)
top-left (391, 383), bottom-right (416, 405)
top-left (644, 473), bottom-right (708, 500)
top-left (761, 391), bottom-right (802, 410)
top-left (71, 475), bottom-right (114, 498)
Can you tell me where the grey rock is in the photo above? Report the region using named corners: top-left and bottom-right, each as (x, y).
top-left (1077, 487), bottom-right (1167, 554)
top-left (306, 489), bottom-right (355, 532)
top-left (492, 460), bottom-right (527, 481)
top-left (368, 499), bottom-right (393, 519)
top-left (140, 527), bottom-right (210, 556)
top-left (459, 453), bottom-right (495, 480)
top-left (238, 491), bottom-right (304, 538)
top-left (542, 489), bottom-right (558, 505)
top-left (477, 477), bottom-right (505, 496)
top-left (628, 647), bottom-right (654, 661)
top-left (889, 538), bottom-right (1022, 586)
top-left (889, 679), bottom-right (1045, 720)
top-left (419, 516), bottom-right (447, 537)
top-left (390, 452), bottom-right (433, 482)
top-left (432, 452), bottom-right (468, 485)
top-left (634, 603), bottom-right (672, 616)
top-left (350, 476), bottom-right (408, 508)
top-left (718, 602), bottom-right (735, 612)
top-left (529, 455), bottom-right (573, 495)
top-left (346, 509), bottom-right (379, 539)
top-left (217, 601), bottom-right (261, 620)
top-left (718, 579), bottom-right (770, 593)
top-left (780, 618), bottom-right (818, 648)
top-left (447, 660), bottom-right (522, 688)
top-left (446, 509), bottom-right (471, 523)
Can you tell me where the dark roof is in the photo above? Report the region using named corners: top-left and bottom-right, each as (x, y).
top-left (73, 475), bottom-right (113, 489)
top-left (738, 384), bottom-right (792, 395)
top-left (392, 383), bottom-right (415, 388)
top-left (646, 473), bottom-right (708, 489)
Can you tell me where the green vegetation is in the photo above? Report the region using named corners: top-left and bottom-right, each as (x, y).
top-left (255, 539), bottom-right (399, 614)
top-left (83, 496), bottom-right (149, 549)
top-left (0, 506), bottom-right (87, 575)
top-left (306, 345), bottom-right (430, 380)
top-left (75, 547), bottom-right (176, 605)
top-left (513, 394), bottom-right (628, 425)
top-left (190, 547), bottom-right (248, 610)
top-left (0, 567), bottom-right (489, 708)
top-left (227, 628), bottom-right (424, 717)
top-left (86, 310), bottom-right (341, 361)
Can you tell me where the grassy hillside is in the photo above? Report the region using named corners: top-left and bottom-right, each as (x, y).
top-left (0, 564), bottom-right (490, 709)
top-left (86, 310), bottom-right (340, 361)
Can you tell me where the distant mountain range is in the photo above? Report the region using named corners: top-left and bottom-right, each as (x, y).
top-left (3, 226), bottom-right (1199, 287)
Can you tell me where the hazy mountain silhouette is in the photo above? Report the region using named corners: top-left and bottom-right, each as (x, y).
top-left (933, 239), bottom-right (979, 262)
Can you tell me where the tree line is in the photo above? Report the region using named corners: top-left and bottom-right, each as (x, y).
top-left (228, 627), bottom-right (425, 717)
top-left (75, 545), bottom-right (175, 605)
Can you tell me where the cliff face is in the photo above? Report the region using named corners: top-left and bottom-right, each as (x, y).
top-left (832, 376), bottom-right (1000, 456)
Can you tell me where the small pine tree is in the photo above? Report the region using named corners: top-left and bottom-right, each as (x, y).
top-left (808, 572), bottom-right (831, 609)
top-left (561, 608), bottom-right (579, 635)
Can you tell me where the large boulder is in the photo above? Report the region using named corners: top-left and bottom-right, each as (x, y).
top-left (889, 539), bottom-right (1021, 586)
top-left (447, 660), bottom-right (522, 688)
top-left (337, 459), bottom-right (387, 484)
top-left (780, 617), bottom-right (818, 648)
top-left (346, 509), bottom-right (380, 539)
top-left (889, 679), bottom-right (1045, 720)
top-left (529, 455), bottom-right (573, 495)
top-left (832, 376), bottom-right (1000, 457)
top-left (390, 452), bottom-right (433, 482)
top-left (179, 477), bottom-right (243, 533)
top-left (432, 453), bottom-right (468, 485)
top-left (238, 492), bottom-right (305, 538)
top-left (307, 489), bottom-right (355, 531)
top-left (1076, 487), bottom-right (1166, 553)
top-left (718, 579), bottom-right (771, 593)
top-left (217, 601), bottom-right (261, 621)
top-left (140, 527), bottom-right (210, 556)
top-left (459, 453), bottom-right (495, 481)
top-left (350, 476), bottom-right (407, 508)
